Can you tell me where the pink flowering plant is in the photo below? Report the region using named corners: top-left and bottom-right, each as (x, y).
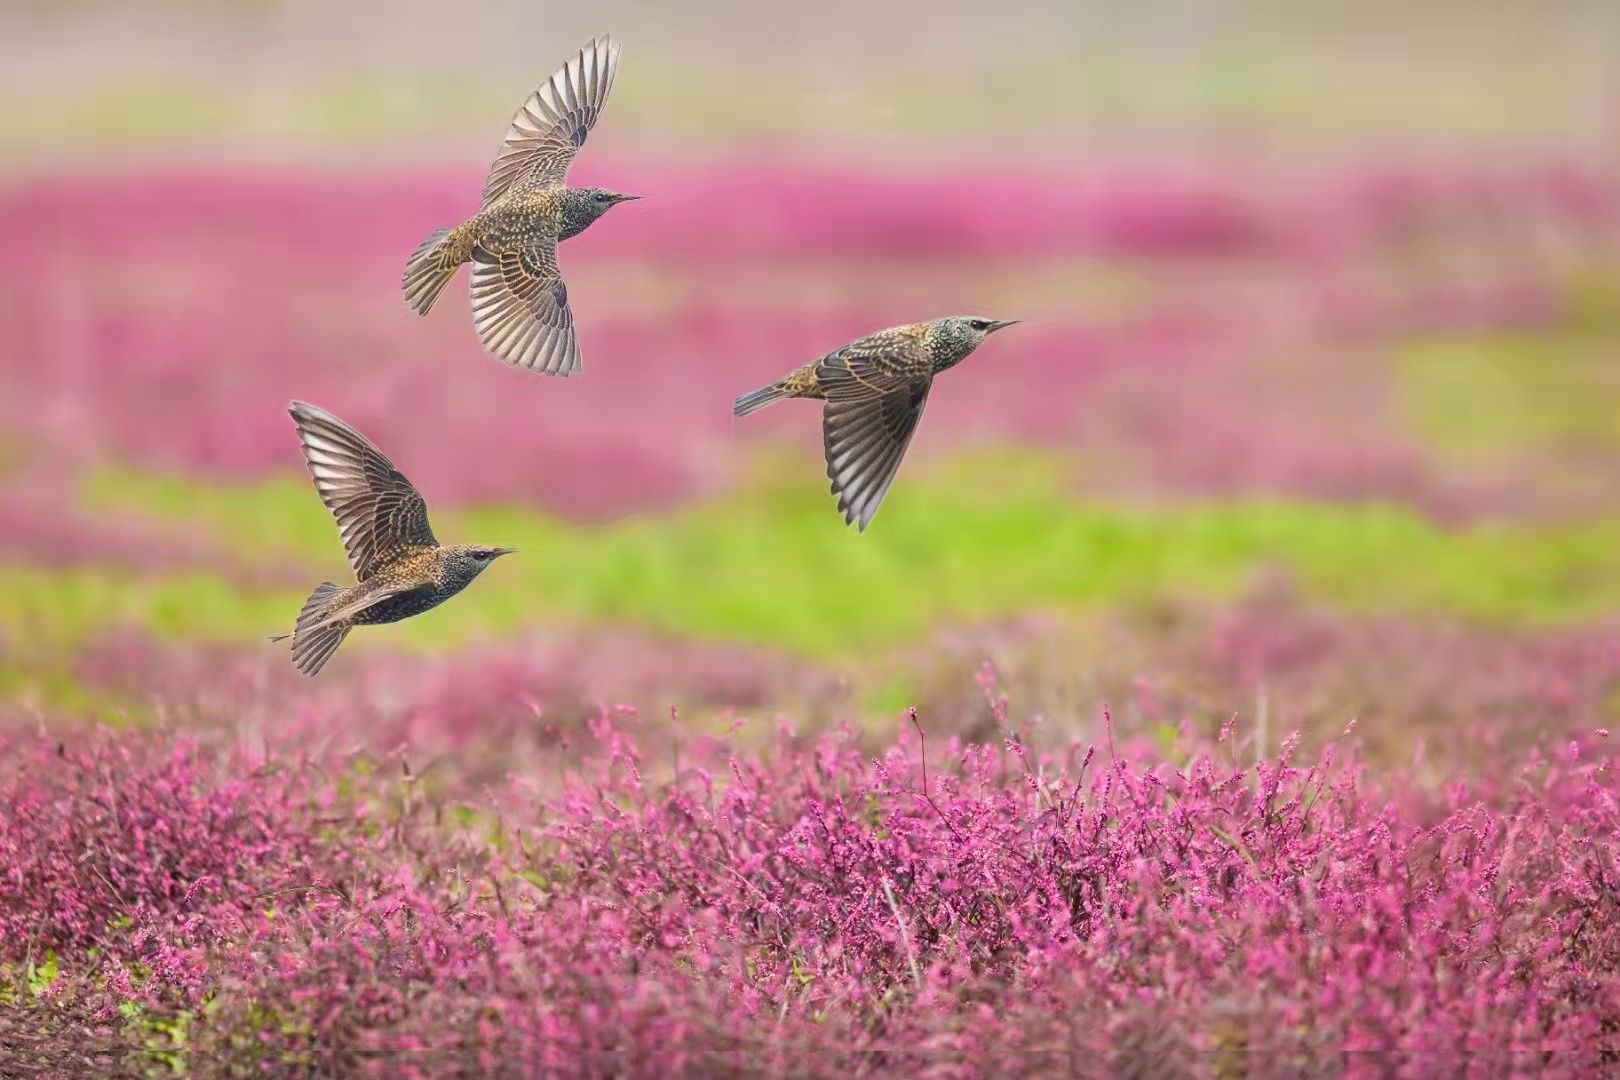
top-left (3, 665), bottom-right (1617, 1076)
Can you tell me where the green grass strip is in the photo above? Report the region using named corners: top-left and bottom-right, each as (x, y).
top-left (3, 452), bottom-right (1620, 666)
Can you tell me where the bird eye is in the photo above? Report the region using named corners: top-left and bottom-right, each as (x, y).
top-left (969, 319), bottom-right (989, 331)
top-left (595, 192), bottom-right (612, 202)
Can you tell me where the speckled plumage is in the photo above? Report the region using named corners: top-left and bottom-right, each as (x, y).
top-left (402, 35), bottom-right (638, 376)
top-left (269, 402), bottom-right (515, 677)
top-left (733, 317), bottom-right (1019, 531)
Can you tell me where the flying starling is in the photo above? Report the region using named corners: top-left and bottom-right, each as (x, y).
top-left (402, 35), bottom-right (638, 376)
top-left (733, 317), bottom-right (1019, 531)
top-left (269, 402), bottom-right (516, 677)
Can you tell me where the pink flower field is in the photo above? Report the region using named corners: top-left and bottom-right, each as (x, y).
top-left (4, 664), bottom-right (1619, 1075)
top-left (7, 0), bottom-right (1620, 1065)
top-left (5, 144), bottom-right (1620, 1073)
top-left (2, 152), bottom-right (1616, 527)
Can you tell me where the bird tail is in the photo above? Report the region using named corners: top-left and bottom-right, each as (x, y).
top-left (270, 581), bottom-right (352, 678)
top-left (734, 380), bottom-right (791, 418)
top-left (403, 227), bottom-right (463, 315)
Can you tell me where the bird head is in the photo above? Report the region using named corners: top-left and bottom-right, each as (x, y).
top-left (561, 187), bottom-right (642, 233)
top-left (445, 544), bottom-right (516, 581)
top-left (928, 316), bottom-right (1020, 365)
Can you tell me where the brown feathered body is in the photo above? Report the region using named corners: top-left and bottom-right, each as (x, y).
top-left (336, 546), bottom-right (497, 625)
top-left (402, 36), bottom-right (638, 377)
top-left (270, 402), bottom-right (514, 677)
top-left (733, 317), bottom-right (1018, 531)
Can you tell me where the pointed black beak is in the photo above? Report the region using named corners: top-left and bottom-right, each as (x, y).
top-left (985, 320), bottom-right (1020, 334)
top-left (611, 194), bottom-right (643, 204)
top-left (490, 547), bottom-right (518, 558)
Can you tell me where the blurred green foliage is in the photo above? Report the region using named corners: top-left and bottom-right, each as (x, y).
top-left (1397, 331), bottom-right (1620, 464)
top-left (7, 453), bottom-right (1620, 669)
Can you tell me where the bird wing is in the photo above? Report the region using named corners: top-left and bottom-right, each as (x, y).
top-left (469, 237), bottom-right (579, 375)
top-left (817, 345), bottom-right (934, 532)
top-left (482, 35), bottom-right (622, 208)
top-left (289, 402), bottom-right (439, 581)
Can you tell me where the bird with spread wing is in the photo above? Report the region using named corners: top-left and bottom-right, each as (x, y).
top-left (733, 317), bottom-right (1019, 532)
top-left (402, 35), bottom-right (638, 376)
top-left (269, 402), bottom-right (516, 676)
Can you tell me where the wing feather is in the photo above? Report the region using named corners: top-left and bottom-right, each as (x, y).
top-left (818, 349), bottom-right (933, 532)
top-left (288, 402), bottom-right (438, 580)
top-left (482, 35), bottom-right (622, 207)
top-left (469, 240), bottom-right (579, 375)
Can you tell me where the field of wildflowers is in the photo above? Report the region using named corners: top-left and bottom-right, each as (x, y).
top-left (2, 145), bottom-right (1619, 1071)
top-left (4, 666), bottom-right (1620, 1074)
top-left (5, 25), bottom-right (1620, 1065)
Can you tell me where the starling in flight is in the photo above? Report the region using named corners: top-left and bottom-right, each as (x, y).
top-left (733, 317), bottom-right (1019, 531)
top-left (269, 402), bottom-right (516, 677)
top-left (402, 35), bottom-right (638, 376)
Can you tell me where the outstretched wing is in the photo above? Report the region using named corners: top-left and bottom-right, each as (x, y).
top-left (469, 238), bottom-right (579, 375)
top-left (482, 35), bottom-right (621, 208)
top-left (288, 402), bottom-right (438, 580)
top-left (818, 343), bottom-right (934, 532)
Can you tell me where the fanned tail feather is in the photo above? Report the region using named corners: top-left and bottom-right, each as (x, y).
top-left (291, 624), bottom-right (351, 678)
top-left (272, 581), bottom-right (352, 678)
top-left (734, 381), bottom-right (789, 417)
top-left (403, 228), bottom-right (461, 315)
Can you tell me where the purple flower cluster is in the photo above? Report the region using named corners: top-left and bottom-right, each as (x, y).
top-left (4, 673), bottom-right (1617, 1074)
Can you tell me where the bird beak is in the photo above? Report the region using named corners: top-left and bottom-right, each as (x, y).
top-left (985, 320), bottom-right (1020, 334)
top-left (491, 547), bottom-right (518, 558)
top-left (612, 194), bottom-right (643, 203)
